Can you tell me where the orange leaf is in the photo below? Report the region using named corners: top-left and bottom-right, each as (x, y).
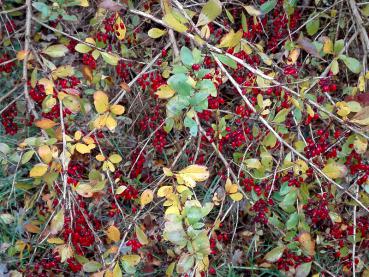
top-left (24, 223), bottom-right (40, 233)
top-left (35, 118), bottom-right (58, 129)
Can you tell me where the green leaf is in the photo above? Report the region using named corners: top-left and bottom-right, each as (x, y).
top-left (197, 79), bottom-right (217, 97)
top-left (75, 43), bottom-right (92, 53)
top-left (215, 53), bottom-right (237, 69)
top-left (260, 0), bottom-right (277, 14)
top-left (148, 28), bottom-right (167, 39)
top-left (168, 73), bottom-right (193, 96)
top-left (197, 0), bottom-right (222, 26)
top-left (339, 55), bottom-right (362, 74)
top-left (330, 59), bottom-right (339, 75)
top-left (361, 4), bottom-right (369, 16)
top-left (295, 262), bottom-right (312, 277)
top-left (306, 17), bottom-right (320, 36)
top-left (279, 190), bottom-right (297, 211)
top-left (334, 39), bottom-right (344, 54)
top-left (101, 52), bottom-right (119, 65)
top-left (241, 12), bottom-right (248, 32)
top-left (286, 212), bottom-right (299, 230)
top-left (163, 13), bottom-right (188, 33)
top-left (262, 132), bottom-right (277, 147)
top-left (189, 92), bottom-right (209, 106)
top-left (225, 9), bottom-right (235, 23)
top-left (184, 116), bottom-right (198, 136)
top-left (176, 254), bottom-right (195, 274)
top-left (322, 162), bottom-right (347, 179)
top-left (180, 46), bottom-right (194, 66)
top-left (283, 0), bottom-right (297, 15)
top-left (32, 2), bottom-right (50, 17)
top-left (21, 150), bottom-right (35, 164)
top-left (42, 44), bottom-right (69, 58)
top-left (83, 261), bottom-right (102, 272)
top-left (166, 95), bottom-right (190, 116)
top-left (264, 246), bottom-right (285, 262)
top-left (273, 108), bottom-right (290, 123)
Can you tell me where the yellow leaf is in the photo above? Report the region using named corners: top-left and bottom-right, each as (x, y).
top-left (218, 29), bottom-right (243, 48)
top-left (94, 114), bottom-right (108, 129)
top-left (114, 14), bottom-right (126, 40)
top-left (79, 0), bottom-right (89, 7)
top-left (110, 105), bottom-right (125, 115)
top-left (38, 145), bottom-right (52, 164)
top-left (29, 163), bottom-right (48, 177)
top-left (112, 263), bottom-right (122, 277)
top-left (157, 186), bottom-right (174, 197)
top-left (322, 37), bottom-right (333, 54)
top-left (298, 232), bottom-right (315, 256)
top-left (103, 160), bottom-right (115, 172)
top-left (121, 255), bottom-right (141, 266)
top-left (165, 205), bottom-right (180, 215)
top-left (244, 5), bottom-right (261, 16)
top-left (38, 78), bottom-right (54, 95)
top-left (116, 185), bottom-right (127, 194)
top-left (56, 244), bottom-right (73, 262)
top-left (52, 65), bottom-right (74, 79)
top-left (135, 225), bottom-right (149, 245)
top-left (75, 183), bottom-right (94, 197)
top-left (17, 50), bottom-right (31, 61)
top-left (96, 154), bottom-right (106, 162)
top-left (163, 167), bottom-right (174, 176)
top-left (109, 154), bottom-right (122, 164)
top-left (47, 237), bottom-right (65, 244)
top-left (225, 178), bottom-right (238, 194)
top-left (74, 130), bottom-right (82, 140)
top-left (245, 158), bottom-right (262, 169)
top-left (148, 28), bottom-right (167, 39)
top-left (50, 208), bottom-right (64, 235)
top-left (350, 106), bottom-right (369, 126)
top-left (106, 225), bottom-right (120, 242)
top-left (140, 189), bottom-right (154, 208)
top-left (35, 118), bottom-right (57, 129)
top-left (354, 135), bottom-right (367, 154)
top-left (76, 143), bottom-right (91, 154)
top-left (230, 192), bottom-right (243, 201)
top-left (177, 165), bottom-right (210, 182)
top-left (336, 101), bottom-right (351, 118)
top-left (106, 114), bottom-right (117, 131)
top-left (94, 91), bottom-right (109, 113)
top-left (163, 13), bottom-right (188, 33)
top-left (322, 162), bottom-right (347, 179)
top-left (287, 48), bottom-right (300, 65)
top-left (155, 85), bottom-right (176, 99)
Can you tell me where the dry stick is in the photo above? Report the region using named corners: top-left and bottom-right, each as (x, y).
top-left (212, 54), bottom-right (369, 213)
top-left (0, 5), bottom-right (26, 14)
top-left (23, 0), bottom-right (36, 117)
top-left (349, 0), bottom-right (369, 52)
top-left (0, 83), bottom-right (23, 104)
top-left (128, 9), bottom-right (369, 141)
top-left (110, 138), bottom-right (192, 269)
top-left (352, 184), bottom-right (359, 277)
top-left (160, 0), bottom-right (179, 57)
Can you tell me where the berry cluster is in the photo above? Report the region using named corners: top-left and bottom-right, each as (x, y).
top-left (0, 54), bottom-right (16, 73)
top-left (1, 103), bottom-right (18, 135)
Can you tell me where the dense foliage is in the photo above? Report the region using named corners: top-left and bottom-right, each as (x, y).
top-left (1, 0), bottom-right (369, 276)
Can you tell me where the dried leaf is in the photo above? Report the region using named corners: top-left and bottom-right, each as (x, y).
top-left (35, 118), bottom-right (57, 129)
top-left (141, 189), bottom-right (154, 208)
top-left (106, 225), bottom-right (120, 242)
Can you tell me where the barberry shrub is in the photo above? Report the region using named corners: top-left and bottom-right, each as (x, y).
top-left (1, 0), bottom-right (369, 276)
